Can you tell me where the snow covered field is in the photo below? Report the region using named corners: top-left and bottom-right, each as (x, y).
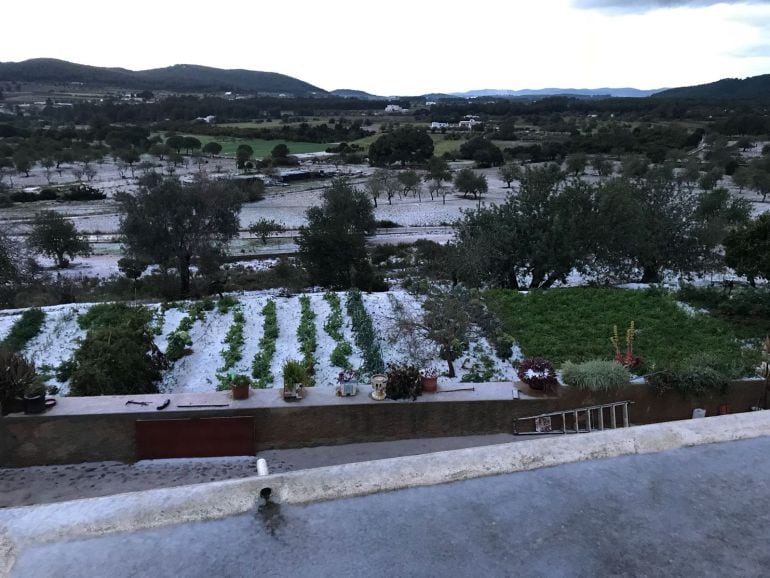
top-left (1, 290), bottom-right (518, 396)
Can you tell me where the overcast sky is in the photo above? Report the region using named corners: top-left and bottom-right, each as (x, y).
top-left (3, 0), bottom-right (770, 95)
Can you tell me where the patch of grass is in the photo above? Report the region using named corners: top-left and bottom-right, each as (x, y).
top-left (181, 134), bottom-right (327, 157)
top-left (486, 288), bottom-right (760, 376)
top-left (2, 309), bottom-right (45, 352)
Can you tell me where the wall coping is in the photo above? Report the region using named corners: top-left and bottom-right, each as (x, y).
top-left (3, 382), bottom-right (525, 420)
top-left (4, 379), bottom-right (764, 421)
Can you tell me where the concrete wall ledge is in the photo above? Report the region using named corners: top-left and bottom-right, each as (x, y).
top-left (2, 410), bottom-right (769, 577)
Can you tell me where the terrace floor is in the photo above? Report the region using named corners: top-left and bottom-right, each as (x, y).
top-left (11, 435), bottom-right (770, 577)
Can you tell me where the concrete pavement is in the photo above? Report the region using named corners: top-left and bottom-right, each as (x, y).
top-left (10, 435), bottom-right (770, 577)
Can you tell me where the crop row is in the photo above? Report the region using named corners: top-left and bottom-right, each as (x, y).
top-left (346, 290), bottom-right (384, 374)
top-left (251, 299), bottom-right (277, 388)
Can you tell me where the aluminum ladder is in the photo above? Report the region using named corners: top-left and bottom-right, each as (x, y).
top-left (513, 401), bottom-right (633, 435)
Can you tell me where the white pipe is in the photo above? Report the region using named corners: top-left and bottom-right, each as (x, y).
top-left (256, 458), bottom-right (269, 477)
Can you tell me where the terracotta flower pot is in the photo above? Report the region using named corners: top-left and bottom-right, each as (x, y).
top-left (421, 375), bottom-right (438, 393)
top-left (231, 382), bottom-right (250, 400)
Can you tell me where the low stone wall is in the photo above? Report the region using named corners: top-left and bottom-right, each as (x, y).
top-left (0, 380), bottom-right (765, 467)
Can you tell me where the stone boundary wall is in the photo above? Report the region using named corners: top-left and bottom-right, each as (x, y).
top-left (0, 380), bottom-right (765, 467)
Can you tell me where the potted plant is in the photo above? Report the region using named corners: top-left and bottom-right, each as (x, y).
top-left (282, 359), bottom-right (306, 400)
top-left (371, 373), bottom-right (387, 401)
top-left (230, 373), bottom-right (252, 400)
top-left (420, 367), bottom-right (439, 393)
top-left (385, 364), bottom-right (422, 401)
top-left (516, 357), bottom-right (558, 392)
top-left (24, 382), bottom-right (56, 414)
top-left (1, 350), bottom-right (39, 415)
top-left (336, 369), bottom-right (358, 397)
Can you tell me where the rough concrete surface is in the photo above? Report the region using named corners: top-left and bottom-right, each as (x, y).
top-left (0, 433), bottom-right (522, 508)
top-left (10, 436), bottom-right (770, 578)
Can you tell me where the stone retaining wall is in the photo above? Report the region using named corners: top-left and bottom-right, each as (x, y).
top-left (0, 380), bottom-right (765, 467)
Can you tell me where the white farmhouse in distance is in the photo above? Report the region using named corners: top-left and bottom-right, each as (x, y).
top-left (384, 104), bottom-right (406, 113)
top-left (430, 121), bottom-right (450, 129)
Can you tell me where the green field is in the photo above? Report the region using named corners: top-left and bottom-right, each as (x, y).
top-left (350, 132), bottom-right (463, 157)
top-left (183, 134), bottom-right (328, 157)
top-left (486, 288), bottom-right (761, 377)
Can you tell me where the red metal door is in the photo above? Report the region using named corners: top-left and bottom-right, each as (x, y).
top-left (135, 417), bottom-right (255, 460)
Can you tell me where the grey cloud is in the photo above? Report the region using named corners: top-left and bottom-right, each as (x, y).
top-left (573, 0), bottom-right (770, 13)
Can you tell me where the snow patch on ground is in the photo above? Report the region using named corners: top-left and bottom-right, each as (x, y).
top-left (161, 309), bottom-right (233, 392)
top-left (0, 312), bottom-right (22, 342)
top-left (237, 294), bottom-right (268, 378)
top-left (309, 293), bottom-right (339, 387)
top-left (675, 301), bottom-right (708, 317)
top-left (271, 296), bottom-right (302, 388)
top-left (25, 305), bottom-right (88, 394)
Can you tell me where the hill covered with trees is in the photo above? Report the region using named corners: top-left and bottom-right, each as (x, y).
top-left (0, 58), bottom-right (326, 96)
top-left (654, 74), bottom-right (770, 101)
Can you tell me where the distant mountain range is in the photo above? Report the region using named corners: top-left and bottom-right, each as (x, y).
top-left (450, 87), bottom-right (664, 98)
top-left (653, 74), bottom-right (770, 100)
top-left (0, 58), bottom-right (326, 96)
top-left (2, 58), bottom-right (769, 102)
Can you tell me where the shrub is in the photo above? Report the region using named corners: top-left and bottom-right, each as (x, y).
top-left (385, 364), bottom-right (422, 400)
top-left (61, 184), bottom-right (106, 201)
top-left (2, 308), bottom-right (45, 352)
top-left (69, 326), bottom-right (164, 396)
top-left (78, 303), bottom-right (152, 332)
top-left (561, 360), bottom-right (631, 391)
top-left (0, 350), bottom-right (40, 411)
top-left (647, 366), bottom-right (729, 397)
top-left (516, 357), bottom-right (558, 390)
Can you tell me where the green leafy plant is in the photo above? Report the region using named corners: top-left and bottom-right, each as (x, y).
top-left (561, 360), bottom-right (631, 391)
top-left (219, 306), bottom-right (245, 371)
top-left (2, 308), bottom-right (45, 352)
top-left (0, 350), bottom-right (40, 412)
top-left (217, 372), bottom-right (253, 391)
top-left (79, 303), bottom-right (152, 332)
top-left (252, 300), bottom-right (277, 387)
top-left (330, 342), bottom-right (353, 368)
top-left (297, 296), bottom-right (317, 383)
top-left (647, 366), bottom-right (729, 397)
top-left (347, 289), bottom-right (384, 374)
top-left (323, 292), bottom-right (345, 341)
top-left (217, 296), bottom-right (239, 314)
top-left (461, 354), bottom-right (496, 383)
top-left (283, 359), bottom-right (306, 386)
top-left (385, 363), bottom-right (422, 401)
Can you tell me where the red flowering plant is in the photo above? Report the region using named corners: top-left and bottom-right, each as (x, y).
top-left (610, 321), bottom-right (642, 369)
top-left (516, 357), bottom-right (558, 391)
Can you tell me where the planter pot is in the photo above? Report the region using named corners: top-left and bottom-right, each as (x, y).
top-left (232, 382), bottom-right (250, 400)
top-left (371, 374), bottom-right (387, 401)
top-left (23, 394), bottom-right (56, 415)
top-left (1, 396), bottom-right (25, 416)
top-left (525, 381), bottom-right (545, 391)
top-left (283, 383), bottom-right (304, 401)
top-left (421, 376), bottom-right (438, 393)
